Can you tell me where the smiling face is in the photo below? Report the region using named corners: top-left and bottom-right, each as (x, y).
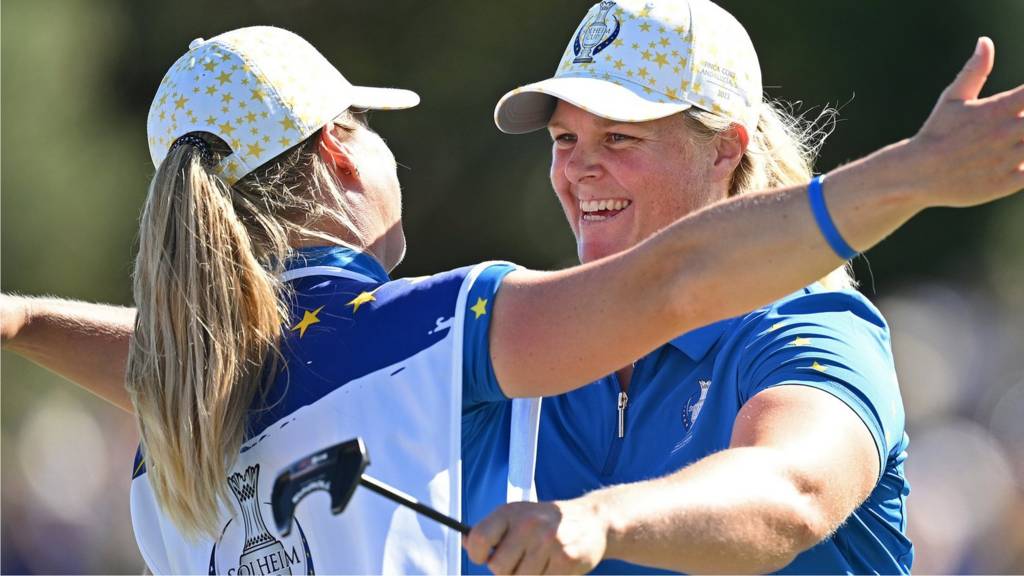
top-left (548, 101), bottom-right (731, 264)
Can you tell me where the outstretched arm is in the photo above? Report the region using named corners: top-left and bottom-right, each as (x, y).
top-left (491, 37), bottom-right (1023, 398)
top-left (2, 294), bottom-right (135, 411)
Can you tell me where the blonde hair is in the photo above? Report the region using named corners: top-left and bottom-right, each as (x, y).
top-left (685, 100), bottom-right (855, 290)
top-left (127, 112), bottom-right (364, 538)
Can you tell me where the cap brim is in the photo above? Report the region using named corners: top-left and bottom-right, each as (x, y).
top-left (349, 86), bottom-right (420, 110)
top-left (495, 76), bottom-right (692, 134)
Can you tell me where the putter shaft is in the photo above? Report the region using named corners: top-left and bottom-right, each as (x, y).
top-left (360, 474), bottom-right (471, 535)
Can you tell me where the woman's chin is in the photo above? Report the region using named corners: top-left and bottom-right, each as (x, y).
top-left (577, 241), bottom-right (625, 264)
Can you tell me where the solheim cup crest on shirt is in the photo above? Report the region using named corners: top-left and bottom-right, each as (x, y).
top-left (208, 464), bottom-right (315, 575)
top-left (573, 1), bottom-right (620, 63)
top-left (682, 379), bottom-right (711, 432)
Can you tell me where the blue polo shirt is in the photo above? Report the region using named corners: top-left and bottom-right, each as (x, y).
top-left (534, 285), bottom-right (913, 574)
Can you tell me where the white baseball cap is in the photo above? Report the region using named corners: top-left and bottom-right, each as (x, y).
top-left (147, 26), bottom-right (419, 184)
top-left (495, 0), bottom-right (762, 136)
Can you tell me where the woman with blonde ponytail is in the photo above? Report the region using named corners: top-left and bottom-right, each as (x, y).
top-left (2, 3), bottom-right (1022, 574)
top-left (129, 135), bottom-right (286, 537)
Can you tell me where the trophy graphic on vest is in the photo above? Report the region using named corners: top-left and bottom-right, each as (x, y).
top-left (574, 1), bottom-right (620, 64)
top-left (228, 465), bottom-right (293, 575)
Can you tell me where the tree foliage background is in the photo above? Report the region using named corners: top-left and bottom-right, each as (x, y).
top-left (2, 1), bottom-right (1023, 573)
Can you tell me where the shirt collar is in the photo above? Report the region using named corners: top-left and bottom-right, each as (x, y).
top-left (668, 318), bottom-right (733, 361)
top-left (285, 245), bottom-right (391, 284)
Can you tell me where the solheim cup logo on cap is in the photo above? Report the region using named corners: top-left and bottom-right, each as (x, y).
top-left (573, 1), bottom-right (621, 63)
top-left (209, 464), bottom-right (315, 575)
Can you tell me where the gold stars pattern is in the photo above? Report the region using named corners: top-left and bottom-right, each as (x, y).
top-left (291, 305), bottom-right (324, 338)
top-left (809, 362), bottom-right (828, 373)
top-left (790, 337), bottom-right (811, 347)
top-left (147, 27), bottom-right (365, 185)
top-left (470, 297), bottom-right (489, 319)
top-left (546, 0), bottom-right (758, 129)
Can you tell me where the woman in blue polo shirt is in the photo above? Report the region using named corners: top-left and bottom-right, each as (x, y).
top-left (468, 0), bottom-right (1023, 574)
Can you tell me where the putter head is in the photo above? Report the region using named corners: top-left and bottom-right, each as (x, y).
top-left (271, 437), bottom-right (370, 537)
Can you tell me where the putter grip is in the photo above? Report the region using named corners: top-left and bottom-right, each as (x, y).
top-left (359, 475), bottom-right (471, 535)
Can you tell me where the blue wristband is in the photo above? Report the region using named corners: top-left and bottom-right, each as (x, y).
top-left (808, 175), bottom-right (857, 260)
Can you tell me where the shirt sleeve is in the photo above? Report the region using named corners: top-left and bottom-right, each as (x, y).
top-left (462, 262), bottom-right (518, 408)
top-left (735, 289), bottom-right (905, 479)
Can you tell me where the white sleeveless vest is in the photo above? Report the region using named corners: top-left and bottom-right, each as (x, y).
top-left (130, 262), bottom-right (540, 574)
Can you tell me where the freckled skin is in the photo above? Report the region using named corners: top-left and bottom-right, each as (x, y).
top-left (548, 102), bottom-right (729, 264)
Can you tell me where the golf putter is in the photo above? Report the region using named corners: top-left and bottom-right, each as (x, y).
top-left (271, 437), bottom-right (471, 537)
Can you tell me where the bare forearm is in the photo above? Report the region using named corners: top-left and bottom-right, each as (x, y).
top-left (654, 139), bottom-right (920, 330)
top-left (2, 295), bottom-right (135, 412)
top-left (591, 447), bottom-right (824, 574)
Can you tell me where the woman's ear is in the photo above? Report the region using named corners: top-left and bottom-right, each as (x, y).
top-left (318, 126), bottom-right (361, 188)
top-left (710, 124), bottom-right (748, 182)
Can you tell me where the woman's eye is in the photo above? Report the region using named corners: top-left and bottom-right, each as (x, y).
top-left (553, 133), bottom-right (576, 144)
top-left (608, 133), bottom-right (635, 143)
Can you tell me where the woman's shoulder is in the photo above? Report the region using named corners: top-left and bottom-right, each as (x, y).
top-left (720, 284), bottom-right (891, 356)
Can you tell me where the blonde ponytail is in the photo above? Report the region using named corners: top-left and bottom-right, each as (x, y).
top-left (686, 101), bottom-right (855, 290)
top-left (128, 113), bottom-right (365, 538)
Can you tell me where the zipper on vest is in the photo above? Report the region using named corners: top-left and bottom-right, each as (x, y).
top-left (617, 390), bottom-right (629, 439)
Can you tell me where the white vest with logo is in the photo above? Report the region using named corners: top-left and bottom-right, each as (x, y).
top-left (129, 262), bottom-right (540, 574)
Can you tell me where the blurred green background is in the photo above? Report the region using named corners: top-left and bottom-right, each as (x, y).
top-left (2, 0), bottom-right (1023, 573)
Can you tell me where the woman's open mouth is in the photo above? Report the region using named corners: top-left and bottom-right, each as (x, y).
top-left (579, 198), bottom-right (632, 222)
